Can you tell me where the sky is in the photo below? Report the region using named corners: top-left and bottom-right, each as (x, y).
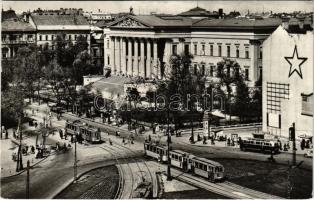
top-left (2, 1), bottom-right (314, 15)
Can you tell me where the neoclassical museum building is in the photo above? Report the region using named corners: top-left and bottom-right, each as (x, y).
top-left (103, 12), bottom-right (282, 87)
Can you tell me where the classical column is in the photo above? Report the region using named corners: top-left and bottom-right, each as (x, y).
top-left (134, 39), bottom-right (139, 76)
top-left (249, 40), bottom-right (260, 86)
top-left (122, 38), bottom-right (127, 75)
top-left (115, 37), bottom-right (121, 75)
top-left (140, 39), bottom-right (145, 77)
top-left (146, 39), bottom-right (151, 79)
top-left (153, 39), bottom-right (158, 79)
top-left (110, 36), bottom-right (116, 74)
top-left (127, 38), bottom-right (132, 76)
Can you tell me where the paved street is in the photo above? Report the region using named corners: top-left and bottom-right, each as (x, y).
top-left (1, 102), bottom-right (312, 199)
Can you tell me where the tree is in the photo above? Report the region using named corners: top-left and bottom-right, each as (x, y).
top-left (216, 58), bottom-right (241, 122)
top-left (233, 76), bottom-right (250, 122)
top-left (157, 53), bottom-right (206, 110)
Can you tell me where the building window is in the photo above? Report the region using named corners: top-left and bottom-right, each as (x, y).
top-left (210, 65), bottom-right (214, 77)
top-left (51, 35), bottom-right (54, 41)
top-left (236, 48), bottom-right (239, 58)
top-left (172, 44), bottom-right (177, 55)
top-left (244, 68), bottom-right (249, 80)
top-left (201, 64), bottom-right (205, 75)
top-left (27, 35), bottom-right (33, 40)
top-left (227, 46), bottom-right (230, 57)
top-left (210, 45), bottom-right (213, 56)
top-left (45, 35), bottom-right (48, 41)
top-left (218, 45), bottom-right (222, 57)
top-left (75, 35), bottom-right (77, 40)
top-left (259, 67), bottom-right (262, 80)
top-left (107, 40), bottom-right (110, 49)
top-left (245, 48), bottom-right (249, 58)
top-left (69, 35), bottom-right (72, 40)
top-left (194, 44), bottom-right (197, 55)
top-left (301, 94), bottom-right (313, 116)
top-left (107, 55), bottom-right (110, 65)
top-left (184, 44), bottom-right (189, 55)
top-left (194, 64), bottom-right (198, 75)
top-left (93, 49), bottom-right (97, 57)
top-left (259, 47), bottom-right (263, 59)
top-left (201, 44), bottom-right (205, 55)
top-left (39, 35), bottom-right (42, 41)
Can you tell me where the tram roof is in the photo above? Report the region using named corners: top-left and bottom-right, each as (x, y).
top-left (192, 157), bottom-right (223, 167)
top-left (171, 150), bottom-right (190, 155)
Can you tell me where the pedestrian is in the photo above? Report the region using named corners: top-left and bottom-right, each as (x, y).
top-left (122, 137), bottom-right (125, 144)
top-left (197, 134), bottom-right (201, 141)
top-left (70, 135), bottom-right (74, 143)
top-left (211, 137), bottom-right (215, 145)
top-left (59, 129), bottom-right (63, 139)
top-left (5, 129), bottom-right (8, 139)
top-left (148, 134), bottom-right (151, 142)
top-left (203, 135), bottom-right (207, 144)
top-left (301, 139), bottom-right (305, 150)
top-left (284, 144), bottom-right (288, 151)
top-left (13, 129), bottom-right (16, 139)
top-left (109, 138), bottom-right (112, 145)
top-left (49, 120), bottom-right (52, 127)
top-left (31, 145), bottom-right (35, 154)
top-left (34, 122), bottom-right (38, 128)
top-left (227, 138), bottom-right (231, 146)
top-left (64, 131), bottom-right (67, 140)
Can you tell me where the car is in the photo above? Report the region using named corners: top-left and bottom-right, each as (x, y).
top-left (304, 149), bottom-right (313, 158)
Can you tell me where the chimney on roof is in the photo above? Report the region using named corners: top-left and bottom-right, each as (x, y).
top-left (129, 6), bottom-right (134, 15)
top-left (218, 8), bottom-right (223, 19)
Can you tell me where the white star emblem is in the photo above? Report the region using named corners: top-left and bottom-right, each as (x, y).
top-left (284, 45), bottom-right (307, 79)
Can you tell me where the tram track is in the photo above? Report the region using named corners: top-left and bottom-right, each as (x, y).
top-left (99, 146), bottom-right (135, 199)
top-left (145, 161), bottom-right (282, 199)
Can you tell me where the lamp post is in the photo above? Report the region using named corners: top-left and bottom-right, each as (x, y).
top-left (166, 106), bottom-right (172, 181)
top-left (73, 132), bottom-right (78, 182)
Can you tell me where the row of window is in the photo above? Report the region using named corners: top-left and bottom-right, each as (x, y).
top-left (38, 34), bottom-right (88, 41)
top-left (173, 43), bottom-right (263, 59)
top-left (191, 63), bottom-right (251, 81)
top-left (2, 34), bottom-right (34, 41)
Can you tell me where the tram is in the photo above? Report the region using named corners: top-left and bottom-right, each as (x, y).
top-left (144, 142), bottom-right (225, 182)
top-left (190, 157), bottom-right (224, 182)
top-left (65, 120), bottom-right (101, 144)
top-left (239, 138), bottom-right (280, 154)
top-left (169, 150), bottom-right (195, 171)
top-left (144, 142), bottom-right (168, 162)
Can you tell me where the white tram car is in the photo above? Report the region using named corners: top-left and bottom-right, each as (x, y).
top-left (190, 157), bottom-right (224, 182)
top-left (144, 142), bottom-right (168, 162)
top-left (144, 142), bottom-right (225, 182)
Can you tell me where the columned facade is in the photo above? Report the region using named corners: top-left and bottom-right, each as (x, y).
top-left (105, 35), bottom-right (163, 79)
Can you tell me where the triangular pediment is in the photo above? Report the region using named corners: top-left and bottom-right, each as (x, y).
top-left (110, 16), bottom-right (150, 28)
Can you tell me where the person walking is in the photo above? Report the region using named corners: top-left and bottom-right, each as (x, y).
top-left (5, 129), bottom-right (8, 139)
top-left (59, 129), bottom-right (63, 139)
top-left (301, 139), bottom-right (305, 150)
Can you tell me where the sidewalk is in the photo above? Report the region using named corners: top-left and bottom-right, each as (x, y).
top-left (1, 104), bottom-right (70, 178)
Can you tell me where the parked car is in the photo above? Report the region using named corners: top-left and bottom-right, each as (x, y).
top-left (304, 149), bottom-right (313, 158)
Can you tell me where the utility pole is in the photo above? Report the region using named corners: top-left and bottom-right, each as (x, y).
top-left (16, 118), bottom-right (23, 172)
top-left (166, 104), bottom-right (172, 181)
top-left (26, 160), bottom-right (30, 199)
top-left (74, 133), bottom-right (78, 182)
top-left (289, 122), bottom-right (296, 166)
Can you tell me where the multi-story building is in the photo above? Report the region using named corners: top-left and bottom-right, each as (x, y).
top-left (262, 24), bottom-right (313, 138)
top-left (90, 25), bottom-right (104, 69)
top-left (27, 13), bottom-right (91, 50)
top-left (1, 12), bottom-right (36, 59)
top-left (103, 10), bottom-right (281, 87)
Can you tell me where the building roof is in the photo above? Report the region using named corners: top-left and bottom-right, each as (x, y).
top-left (2, 9), bottom-right (18, 21)
top-left (2, 19), bottom-right (36, 32)
top-left (108, 14), bottom-right (282, 31)
top-left (193, 18), bottom-right (282, 29)
top-left (178, 6), bottom-right (219, 17)
top-left (31, 14), bottom-right (89, 26)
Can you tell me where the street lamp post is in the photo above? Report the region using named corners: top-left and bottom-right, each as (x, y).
top-left (73, 133), bottom-right (78, 182)
top-left (166, 107), bottom-right (172, 181)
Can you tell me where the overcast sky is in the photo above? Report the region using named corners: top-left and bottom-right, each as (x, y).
top-left (2, 1), bottom-right (313, 15)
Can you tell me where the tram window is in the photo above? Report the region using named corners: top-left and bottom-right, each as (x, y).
top-left (204, 165), bottom-right (207, 171)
